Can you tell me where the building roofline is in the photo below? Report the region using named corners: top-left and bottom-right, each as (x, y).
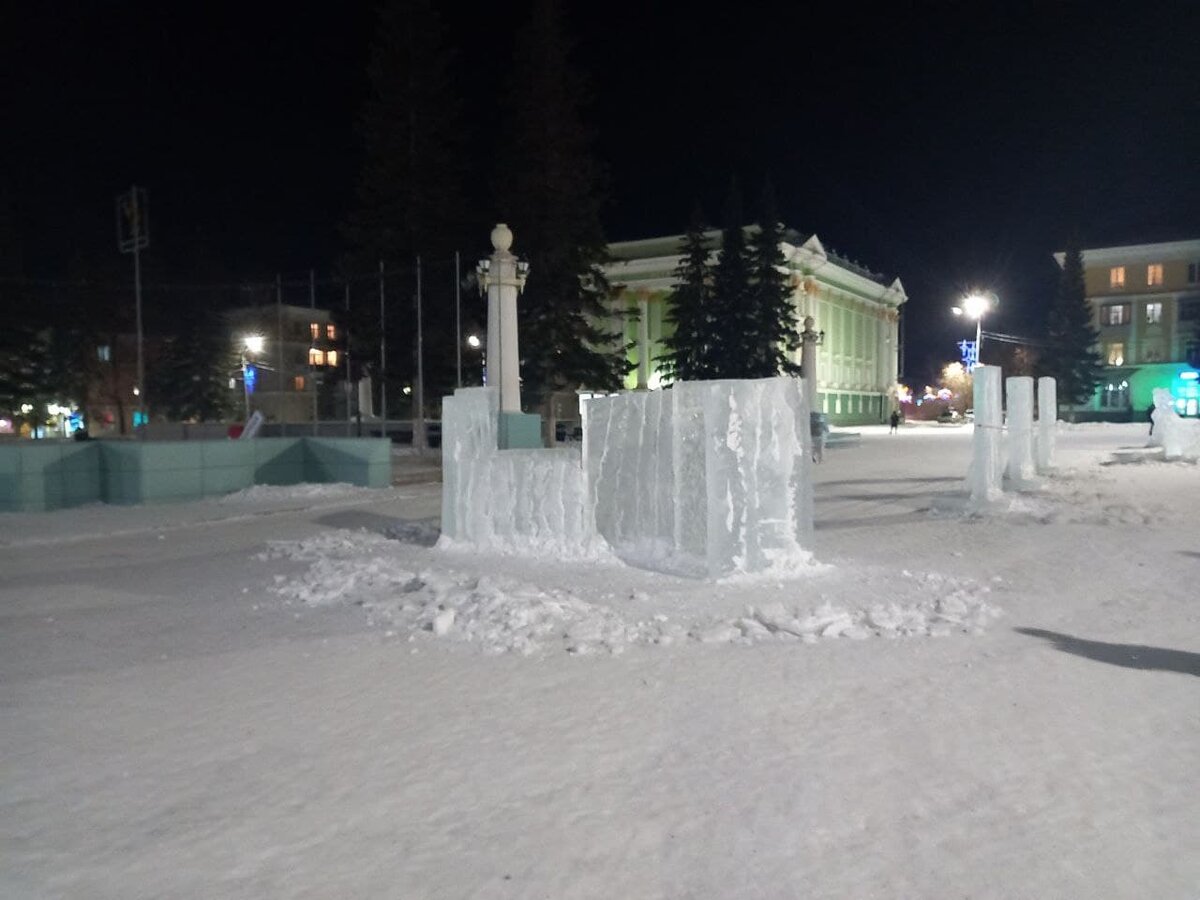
top-left (1053, 238), bottom-right (1200, 267)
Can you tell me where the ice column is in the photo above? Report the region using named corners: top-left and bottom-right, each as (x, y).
top-left (968, 365), bottom-right (1002, 505)
top-left (1153, 387), bottom-right (1200, 460)
top-left (1005, 376), bottom-right (1035, 483)
top-left (1036, 376), bottom-right (1056, 473)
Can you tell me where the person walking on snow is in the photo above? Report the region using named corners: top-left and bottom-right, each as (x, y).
top-left (811, 413), bottom-right (829, 463)
top-left (889, 410), bottom-right (900, 434)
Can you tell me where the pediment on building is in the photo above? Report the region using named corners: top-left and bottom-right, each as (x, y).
top-left (798, 234), bottom-right (828, 261)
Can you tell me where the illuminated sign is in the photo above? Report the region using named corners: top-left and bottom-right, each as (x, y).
top-left (957, 340), bottom-right (978, 371)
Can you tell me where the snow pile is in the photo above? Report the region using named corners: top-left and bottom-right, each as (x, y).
top-left (261, 531), bottom-right (1001, 655)
top-left (218, 483), bottom-right (380, 504)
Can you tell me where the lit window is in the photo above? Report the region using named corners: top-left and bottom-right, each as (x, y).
top-left (97, 345), bottom-right (111, 362)
top-left (309, 348), bottom-right (323, 366)
top-left (1102, 304), bottom-right (1127, 325)
top-left (1109, 266), bottom-right (1125, 289)
top-left (1147, 264), bottom-right (1163, 286)
top-left (325, 349), bottom-right (338, 367)
top-left (293, 375), bottom-right (305, 391)
top-left (326, 324), bottom-right (336, 340)
top-left (310, 323), bottom-right (319, 340)
top-left (1106, 342), bottom-right (1124, 366)
top-left (1146, 302), bottom-right (1163, 324)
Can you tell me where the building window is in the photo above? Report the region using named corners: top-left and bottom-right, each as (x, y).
top-left (1146, 302), bottom-right (1163, 324)
top-left (310, 323), bottom-right (320, 340)
top-left (294, 375), bottom-right (305, 391)
top-left (1109, 266), bottom-right (1125, 289)
top-left (1100, 381), bottom-right (1130, 410)
top-left (97, 344), bottom-right (111, 362)
top-left (309, 348), bottom-right (323, 366)
top-left (1147, 264), bottom-right (1163, 286)
top-left (1105, 342), bottom-right (1125, 366)
top-left (326, 324), bottom-right (336, 340)
top-left (1181, 299), bottom-right (1200, 322)
top-left (325, 349), bottom-right (339, 368)
top-left (1188, 263), bottom-right (1199, 283)
top-left (1102, 304), bottom-right (1128, 326)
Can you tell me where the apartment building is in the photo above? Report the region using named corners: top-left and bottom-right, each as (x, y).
top-left (1054, 239), bottom-right (1200, 418)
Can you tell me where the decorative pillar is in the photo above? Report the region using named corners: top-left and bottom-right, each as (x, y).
top-left (800, 315), bottom-right (822, 415)
top-left (476, 224), bottom-right (539, 448)
top-left (637, 294), bottom-right (650, 389)
top-left (478, 223), bottom-right (529, 414)
top-left (1005, 376), bottom-right (1035, 484)
top-left (1036, 377), bottom-right (1057, 473)
top-left (968, 365), bottom-right (1003, 505)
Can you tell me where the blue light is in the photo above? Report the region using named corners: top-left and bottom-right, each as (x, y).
top-left (244, 363), bottom-right (258, 394)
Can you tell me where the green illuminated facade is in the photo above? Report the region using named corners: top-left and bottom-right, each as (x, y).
top-left (603, 231), bottom-right (907, 425)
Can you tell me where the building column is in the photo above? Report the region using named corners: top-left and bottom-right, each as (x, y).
top-left (637, 293), bottom-right (650, 389)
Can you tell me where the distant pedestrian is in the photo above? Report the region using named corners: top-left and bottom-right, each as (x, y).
top-left (1147, 404), bottom-right (1156, 437)
top-left (810, 413), bottom-right (828, 463)
top-left (889, 410), bottom-right (900, 434)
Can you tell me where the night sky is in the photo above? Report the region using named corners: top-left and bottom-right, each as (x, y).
top-left (4, 1), bottom-right (1198, 384)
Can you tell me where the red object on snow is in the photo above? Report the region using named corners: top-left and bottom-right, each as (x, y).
top-left (227, 424), bottom-right (244, 439)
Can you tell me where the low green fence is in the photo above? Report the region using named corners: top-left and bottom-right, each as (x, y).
top-left (0, 437), bottom-right (390, 512)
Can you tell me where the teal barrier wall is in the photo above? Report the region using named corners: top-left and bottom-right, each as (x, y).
top-left (0, 437), bottom-right (391, 512)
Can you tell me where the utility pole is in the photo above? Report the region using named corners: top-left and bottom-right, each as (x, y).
top-left (310, 269), bottom-right (318, 435)
top-left (116, 186), bottom-right (149, 436)
top-left (276, 274), bottom-right (285, 437)
top-left (344, 281), bottom-right (352, 436)
top-left (415, 255), bottom-right (426, 453)
top-left (379, 260), bottom-right (387, 440)
top-left (455, 250), bottom-right (462, 388)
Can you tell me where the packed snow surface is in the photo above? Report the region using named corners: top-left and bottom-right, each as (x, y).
top-left (2, 422), bottom-right (1197, 899)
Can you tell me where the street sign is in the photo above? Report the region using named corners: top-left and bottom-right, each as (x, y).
top-left (116, 187), bottom-right (149, 253)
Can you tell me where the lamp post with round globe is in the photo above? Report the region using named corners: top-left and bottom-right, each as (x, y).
top-left (952, 291), bottom-right (994, 367)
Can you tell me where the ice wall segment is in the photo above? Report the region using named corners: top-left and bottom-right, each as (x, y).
top-left (584, 377), bottom-right (813, 578)
top-left (441, 379), bottom-right (815, 578)
top-left (440, 387), bottom-right (596, 554)
top-left (1036, 377), bottom-right (1057, 473)
top-left (0, 437), bottom-right (390, 512)
top-left (1005, 376), bottom-right (1035, 484)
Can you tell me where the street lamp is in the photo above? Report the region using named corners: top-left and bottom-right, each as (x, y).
top-left (952, 291), bottom-right (994, 366)
top-left (466, 333), bottom-right (484, 384)
top-left (240, 334), bottom-right (265, 419)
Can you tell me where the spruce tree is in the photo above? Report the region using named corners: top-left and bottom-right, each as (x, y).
top-left (710, 181), bottom-right (753, 378)
top-left (660, 204), bottom-right (715, 382)
top-left (151, 304), bottom-right (238, 422)
top-left (746, 182), bottom-right (801, 378)
top-left (341, 0), bottom-right (470, 410)
top-left (494, 0), bottom-right (627, 405)
top-left (1046, 238), bottom-right (1103, 413)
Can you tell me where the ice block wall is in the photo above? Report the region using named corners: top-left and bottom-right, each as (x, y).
top-left (1036, 376), bottom-right (1056, 473)
top-left (1005, 376), bottom-right (1035, 484)
top-left (584, 376), bottom-right (812, 577)
top-left (968, 365), bottom-right (1002, 505)
top-left (441, 387), bottom-right (595, 553)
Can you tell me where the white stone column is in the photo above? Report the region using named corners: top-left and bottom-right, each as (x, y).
top-left (1036, 377), bottom-right (1057, 473)
top-left (800, 316), bottom-right (821, 417)
top-left (637, 294), bottom-right (650, 389)
top-left (1005, 376), bottom-right (1035, 483)
top-left (482, 223), bottom-right (526, 413)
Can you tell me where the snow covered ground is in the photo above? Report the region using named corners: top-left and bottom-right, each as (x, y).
top-left (1, 423), bottom-right (1196, 898)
